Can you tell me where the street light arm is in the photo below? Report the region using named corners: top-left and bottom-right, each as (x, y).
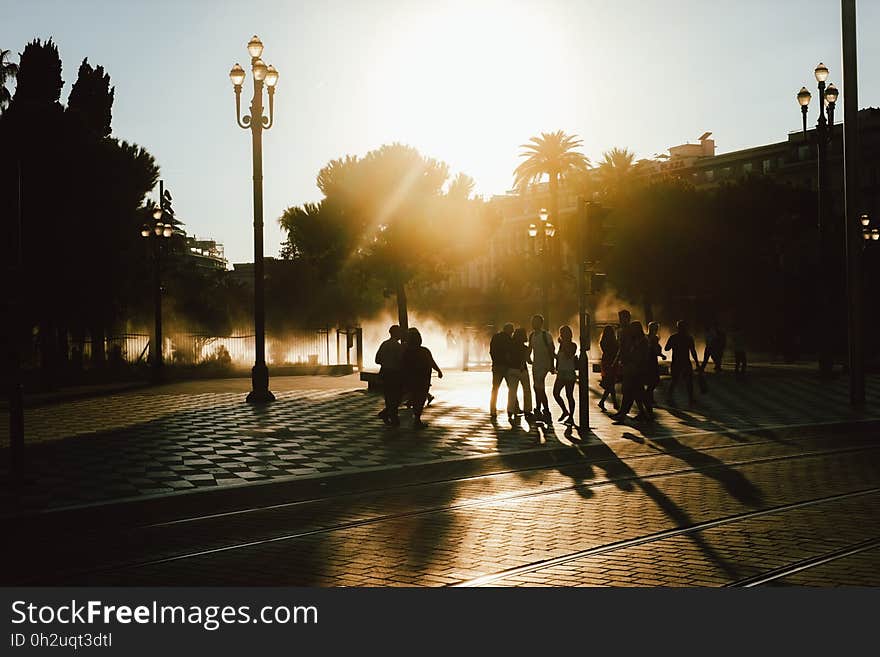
top-left (827, 102), bottom-right (836, 140)
top-left (263, 87), bottom-right (275, 130)
top-left (234, 86), bottom-right (250, 129)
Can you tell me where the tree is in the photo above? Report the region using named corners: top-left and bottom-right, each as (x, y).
top-left (280, 144), bottom-right (497, 329)
top-left (0, 48), bottom-right (18, 114)
top-left (514, 130), bottom-right (590, 228)
top-left (1, 38), bottom-right (159, 385)
top-left (597, 147), bottom-right (640, 200)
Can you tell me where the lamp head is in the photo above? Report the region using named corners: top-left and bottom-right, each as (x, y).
top-left (141, 226), bottom-right (150, 238)
top-left (873, 228), bottom-right (879, 241)
top-left (545, 223), bottom-right (556, 238)
top-left (265, 64), bottom-right (279, 87)
top-left (162, 224), bottom-right (173, 238)
top-left (152, 206), bottom-right (163, 221)
top-left (797, 87), bottom-right (812, 107)
top-left (154, 222), bottom-right (163, 236)
top-left (247, 35), bottom-right (264, 59)
top-left (825, 82), bottom-right (838, 104)
top-left (814, 62), bottom-right (829, 83)
top-left (528, 223), bottom-right (538, 238)
top-left (252, 59), bottom-right (268, 81)
top-left (538, 208), bottom-right (549, 222)
top-left (861, 214), bottom-right (870, 227)
top-left (229, 63), bottom-right (245, 87)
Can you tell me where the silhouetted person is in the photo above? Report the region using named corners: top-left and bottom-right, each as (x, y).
top-left (645, 321), bottom-right (666, 407)
top-left (701, 322), bottom-right (726, 371)
top-left (731, 326), bottom-right (747, 377)
top-left (506, 327), bottom-right (534, 422)
top-left (612, 309), bottom-right (632, 398)
top-left (528, 314), bottom-right (556, 423)
top-left (489, 322), bottom-right (514, 419)
top-left (612, 321), bottom-right (651, 423)
top-left (598, 325), bottom-right (619, 412)
top-left (376, 325), bottom-right (404, 426)
top-left (665, 320), bottom-right (699, 406)
top-left (401, 327), bottom-right (442, 429)
top-left (446, 329), bottom-right (457, 350)
top-left (553, 325), bottom-right (578, 425)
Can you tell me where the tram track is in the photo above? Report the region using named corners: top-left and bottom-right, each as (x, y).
top-left (454, 487), bottom-right (880, 586)
top-left (724, 537), bottom-right (880, 587)
top-left (27, 440), bottom-right (880, 584)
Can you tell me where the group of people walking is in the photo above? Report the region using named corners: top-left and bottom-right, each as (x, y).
top-left (375, 311), bottom-right (743, 430)
top-left (375, 325), bottom-right (443, 429)
top-left (598, 310), bottom-right (702, 423)
top-left (489, 315), bottom-right (579, 426)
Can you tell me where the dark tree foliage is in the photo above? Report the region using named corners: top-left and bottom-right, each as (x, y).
top-left (67, 58), bottom-right (113, 138)
top-left (606, 175), bottom-right (817, 353)
top-left (278, 143), bottom-right (499, 327)
top-left (0, 38), bottom-right (159, 384)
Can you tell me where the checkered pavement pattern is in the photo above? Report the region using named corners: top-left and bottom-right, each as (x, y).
top-left (1, 370), bottom-right (878, 515)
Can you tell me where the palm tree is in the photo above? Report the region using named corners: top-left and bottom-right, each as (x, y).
top-left (0, 48), bottom-right (19, 114)
top-left (598, 147), bottom-right (639, 198)
top-left (514, 131), bottom-right (590, 221)
top-left (514, 131), bottom-right (589, 323)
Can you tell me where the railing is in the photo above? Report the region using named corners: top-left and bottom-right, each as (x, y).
top-left (23, 328), bottom-right (363, 370)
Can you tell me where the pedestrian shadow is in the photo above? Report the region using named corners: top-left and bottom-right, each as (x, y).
top-left (573, 439), bottom-right (744, 581)
top-left (622, 431), bottom-right (763, 508)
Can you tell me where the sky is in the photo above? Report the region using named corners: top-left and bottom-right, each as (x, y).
top-left (3, 0), bottom-right (879, 264)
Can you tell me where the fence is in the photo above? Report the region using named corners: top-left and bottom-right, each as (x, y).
top-left (24, 328), bottom-right (363, 370)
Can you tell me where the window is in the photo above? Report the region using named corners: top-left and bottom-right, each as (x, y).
top-left (705, 170), bottom-right (715, 182)
top-left (762, 159), bottom-right (772, 174)
top-left (778, 156), bottom-right (786, 169)
top-left (721, 167), bottom-right (732, 178)
top-left (798, 145), bottom-right (810, 161)
top-left (743, 162), bottom-right (753, 174)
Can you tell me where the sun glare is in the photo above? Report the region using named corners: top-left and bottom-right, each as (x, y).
top-left (366, 3), bottom-right (577, 193)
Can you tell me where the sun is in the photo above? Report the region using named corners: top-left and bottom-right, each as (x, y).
top-left (363, 2), bottom-right (578, 195)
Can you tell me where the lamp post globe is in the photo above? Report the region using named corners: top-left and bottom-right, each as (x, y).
top-left (229, 63), bottom-right (246, 87)
top-left (247, 35), bottom-right (264, 59)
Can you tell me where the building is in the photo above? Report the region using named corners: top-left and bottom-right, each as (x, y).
top-left (644, 108), bottom-right (880, 220)
top-left (185, 235), bottom-right (228, 271)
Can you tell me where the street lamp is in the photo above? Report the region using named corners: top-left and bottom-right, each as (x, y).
top-left (230, 35), bottom-right (279, 403)
top-left (797, 62), bottom-right (837, 378)
top-left (862, 214), bottom-right (880, 243)
top-left (528, 208), bottom-right (555, 325)
top-left (142, 180), bottom-right (174, 382)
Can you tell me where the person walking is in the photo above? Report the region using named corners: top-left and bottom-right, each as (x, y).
top-left (375, 325), bottom-right (404, 426)
top-left (528, 314), bottom-right (556, 423)
top-left (613, 309), bottom-right (632, 397)
top-left (489, 323), bottom-right (514, 419)
top-left (506, 327), bottom-right (534, 422)
top-left (598, 325), bottom-right (619, 412)
top-left (731, 326), bottom-right (747, 377)
top-left (401, 327), bottom-right (443, 429)
top-left (645, 321), bottom-right (666, 408)
top-left (553, 325), bottom-right (578, 425)
top-left (611, 321), bottom-right (651, 423)
top-left (665, 320), bottom-right (700, 406)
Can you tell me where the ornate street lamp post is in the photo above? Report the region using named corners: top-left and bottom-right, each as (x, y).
top-left (141, 180), bottom-right (174, 382)
top-left (230, 36), bottom-right (279, 403)
top-left (797, 63), bottom-right (838, 378)
top-left (528, 208), bottom-right (555, 326)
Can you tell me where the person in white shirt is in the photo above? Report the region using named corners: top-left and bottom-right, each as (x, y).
top-left (528, 314), bottom-right (556, 422)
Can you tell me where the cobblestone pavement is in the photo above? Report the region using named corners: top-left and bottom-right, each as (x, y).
top-left (1, 369), bottom-right (879, 515)
top-left (4, 421), bottom-right (879, 587)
